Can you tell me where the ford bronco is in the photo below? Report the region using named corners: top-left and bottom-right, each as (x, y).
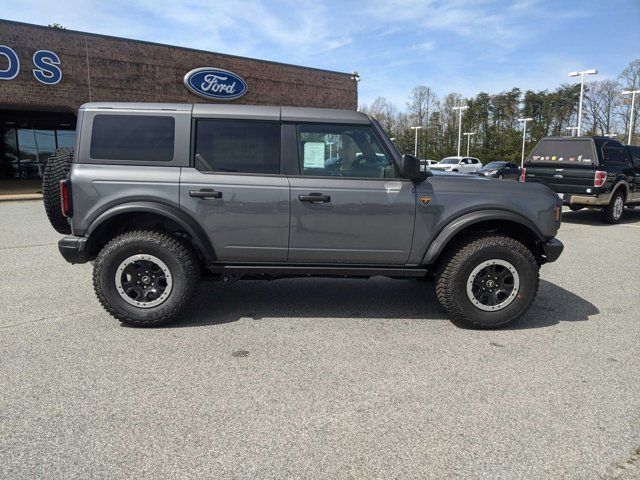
top-left (43, 103), bottom-right (564, 329)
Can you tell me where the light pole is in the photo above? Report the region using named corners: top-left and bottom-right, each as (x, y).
top-left (566, 126), bottom-right (579, 137)
top-left (518, 117), bottom-right (533, 168)
top-left (327, 141), bottom-right (336, 158)
top-left (568, 69), bottom-right (598, 136)
top-left (452, 105), bottom-right (468, 156)
top-left (410, 126), bottom-right (423, 157)
top-left (622, 89), bottom-right (640, 144)
top-left (463, 132), bottom-right (475, 156)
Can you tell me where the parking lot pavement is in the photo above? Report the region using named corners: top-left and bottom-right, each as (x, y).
top-left (1, 201), bottom-right (639, 479)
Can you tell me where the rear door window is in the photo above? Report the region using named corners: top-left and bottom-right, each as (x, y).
top-left (194, 120), bottom-right (280, 174)
top-left (90, 115), bottom-right (175, 161)
top-left (527, 139), bottom-right (596, 165)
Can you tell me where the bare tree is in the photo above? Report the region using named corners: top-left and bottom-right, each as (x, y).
top-left (584, 80), bottom-right (622, 135)
top-left (361, 97), bottom-right (398, 133)
top-left (407, 86), bottom-right (438, 157)
top-left (618, 59), bottom-right (640, 143)
top-left (407, 86), bottom-right (438, 126)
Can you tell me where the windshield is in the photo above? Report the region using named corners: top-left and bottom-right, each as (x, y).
top-left (526, 139), bottom-right (596, 165)
top-left (483, 162), bottom-right (506, 169)
top-left (439, 157), bottom-right (460, 165)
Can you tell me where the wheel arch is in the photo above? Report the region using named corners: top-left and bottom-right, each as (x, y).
top-left (611, 180), bottom-right (630, 201)
top-left (422, 210), bottom-right (546, 266)
top-left (85, 202), bottom-right (215, 262)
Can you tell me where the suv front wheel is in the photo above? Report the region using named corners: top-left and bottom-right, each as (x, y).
top-left (93, 230), bottom-right (200, 327)
top-left (436, 235), bottom-right (540, 328)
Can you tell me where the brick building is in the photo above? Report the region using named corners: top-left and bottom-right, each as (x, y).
top-left (0, 19), bottom-right (358, 183)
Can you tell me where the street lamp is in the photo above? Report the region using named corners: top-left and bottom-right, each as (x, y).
top-left (452, 105), bottom-right (468, 156)
top-left (566, 126), bottom-right (579, 137)
top-left (410, 126), bottom-right (423, 157)
top-left (622, 89), bottom-right (640, 144)
top-left (568, 69), bottom-right (598, 136)
top-left (518, 117), bottom-right (533, 168)
top-left (463, 132), bottom-right (475, 156)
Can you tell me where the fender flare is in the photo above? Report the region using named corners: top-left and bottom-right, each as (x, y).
top-left (422, 209), bottom-right (545, 265)
top-left (611, 179), bottom-right (630, 200)
top-left (86, 201), bottom-right (216, 261)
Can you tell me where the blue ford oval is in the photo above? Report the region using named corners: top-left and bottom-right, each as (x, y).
top-left (183, 67), bottom-right (248, 100)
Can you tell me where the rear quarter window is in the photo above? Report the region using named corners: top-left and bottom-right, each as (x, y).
top-left (602, 141), bottom-right (630, 167)
top-left (629, 146), bottom-right (640, 167)
top-left (526, 139), bottom-right (596, 165)
top-left (90, 115), bottom-right (175, 161)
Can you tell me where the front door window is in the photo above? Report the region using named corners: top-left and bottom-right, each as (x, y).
top-left (297, 124), bottom-right (396, 178)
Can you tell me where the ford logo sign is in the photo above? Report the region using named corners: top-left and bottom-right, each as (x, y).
top-left (183, 67), bottom-right (247, 100)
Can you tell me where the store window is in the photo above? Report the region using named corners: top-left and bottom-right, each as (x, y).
top-left (1, 127), bottom-right (76, 180)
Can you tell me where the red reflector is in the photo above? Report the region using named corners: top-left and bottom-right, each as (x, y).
top-left (594, 170), bottom-right (607, 188)
top-left (60, 180), bottom-right (72, 217)
top-left (520, 168), bottom-right (526, 182)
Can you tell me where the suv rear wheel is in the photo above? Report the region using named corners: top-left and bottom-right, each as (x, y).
top-left (93, 230), bottom-right (200, 327)
top-left (436, 235), bottom-right (540, 329)
top-left (602, 190), bottom-right (625, 224)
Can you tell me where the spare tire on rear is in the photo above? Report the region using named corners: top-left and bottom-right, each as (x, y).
top-left (42, 147), bottom-right (74, 234)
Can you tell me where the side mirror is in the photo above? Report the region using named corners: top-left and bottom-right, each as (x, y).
top-left (398, 154), bottom-right (424, 180)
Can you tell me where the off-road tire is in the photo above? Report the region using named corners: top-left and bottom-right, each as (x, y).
top-left (435, 234), bottom-right (540, 329)
top-left (601, 190), bottom-right (625, 224)
top-left (42, 147), bottom-right (74, 234)
top-left (93, 230), bottom-right (200, 327)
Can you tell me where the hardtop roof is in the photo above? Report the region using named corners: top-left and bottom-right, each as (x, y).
top-left (80, 103), bottom-right (370, 124)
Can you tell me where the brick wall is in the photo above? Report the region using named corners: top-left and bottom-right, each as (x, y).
top-left (0, 20), bottom-right (358, 113)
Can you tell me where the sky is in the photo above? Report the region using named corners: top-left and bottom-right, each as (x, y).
top-left (2, 0), bottom-right (639, 108)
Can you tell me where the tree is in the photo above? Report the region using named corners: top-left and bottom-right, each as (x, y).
top-left (358, 58), bottom-right (638, 162)
top-left (583, 80), bottom-right (621, 136)
top-left (360, 97), bottom-right (397, 133)
top-left (618, 59), bottom-right (640, 144)
top-left (407, 86), bottom-right (438, 157)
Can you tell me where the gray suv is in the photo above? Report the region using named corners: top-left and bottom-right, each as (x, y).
top-left (43, 102), bottom-right (563, 329)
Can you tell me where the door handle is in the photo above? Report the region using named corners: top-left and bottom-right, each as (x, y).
top-left (298, 193), bottom-right (331, 203)
top-left (189, 188), bottom-right (222, 199)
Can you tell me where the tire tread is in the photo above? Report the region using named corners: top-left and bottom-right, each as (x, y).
top-left (42, 147), bottom-right (74, 234)
top-left (92, 230), bottom-right (200, 327)
top-left (435, 234), bottom-right (540, 329)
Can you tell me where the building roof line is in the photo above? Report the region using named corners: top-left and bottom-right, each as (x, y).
top-left (0, 18), bottom-right (354, 78)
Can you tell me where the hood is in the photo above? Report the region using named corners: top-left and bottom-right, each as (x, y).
top-left (430, 163), bottom-right (455, 169)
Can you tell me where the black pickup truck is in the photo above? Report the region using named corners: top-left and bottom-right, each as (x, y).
top-left (522, 136), bottom-right (640, 223)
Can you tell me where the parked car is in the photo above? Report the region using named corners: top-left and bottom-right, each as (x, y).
top-left (430, 156), bottom-right (482, 173)
top-left (522, 136), bottom-right (640, 223)
top-left (42, 102), bottom-right (563, 329)
top-left (475, 161), bottom-right (521, 180)
top-left (419, 159), bottom-right (438, 172)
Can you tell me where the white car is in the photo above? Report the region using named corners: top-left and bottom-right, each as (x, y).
top-left (431, 156), bottom-right (482, 173)
top-left (419, 159), bottom-right (439, 171)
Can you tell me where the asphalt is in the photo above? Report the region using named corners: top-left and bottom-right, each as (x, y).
top-left (1, 201), bottom-right (639, 479)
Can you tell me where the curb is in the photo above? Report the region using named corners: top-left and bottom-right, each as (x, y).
top-left (0, 194), bottom-right (43, 202)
